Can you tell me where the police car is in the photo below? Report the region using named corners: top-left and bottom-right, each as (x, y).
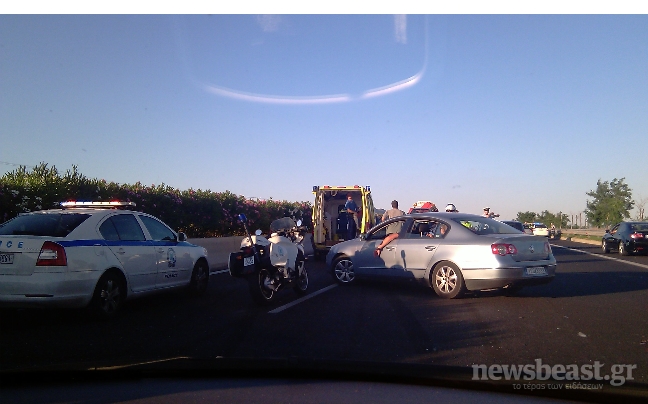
top-left (0, 201), bottom-right (209, 318)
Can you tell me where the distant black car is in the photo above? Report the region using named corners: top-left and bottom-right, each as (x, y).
top-left (501, 220), bottom-right (525, 232)
top-left (602, 222), bottom-right (648, 255)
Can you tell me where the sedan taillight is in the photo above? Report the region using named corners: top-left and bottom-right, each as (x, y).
top-left (492, 244), bottom-right (518, 256)
top-left (630, 233), bottom-right (645, 239)
top-left (36, 241), bottom-right (67, 266)
top-left (544, 241), bottom-right (551, 254)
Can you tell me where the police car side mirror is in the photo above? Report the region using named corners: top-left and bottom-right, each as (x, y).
top-left (177, 232), bottom-right (187, 242)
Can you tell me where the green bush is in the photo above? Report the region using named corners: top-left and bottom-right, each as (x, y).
top-left (0, 163), bottom-right (311, 238)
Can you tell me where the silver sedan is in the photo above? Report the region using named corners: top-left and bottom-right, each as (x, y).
top-left (326, 212), bottom-right (556, 298)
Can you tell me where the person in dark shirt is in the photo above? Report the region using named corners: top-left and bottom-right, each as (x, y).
top-left (344, 194), bottom-right (359, 240)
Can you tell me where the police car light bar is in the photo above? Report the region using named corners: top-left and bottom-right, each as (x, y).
top-left (60, 201), bottom-right (136, 208)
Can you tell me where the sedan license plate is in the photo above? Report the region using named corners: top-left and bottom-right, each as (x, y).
top-left (0, 253), bottom-right (14, 264)
top-left (526, 266), bottom-right (547, 276)
top-left (243, 256), bottom-right (255, 267)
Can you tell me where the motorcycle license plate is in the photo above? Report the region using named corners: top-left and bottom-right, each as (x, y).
top-left (244, 256), bottom-right (255, 267)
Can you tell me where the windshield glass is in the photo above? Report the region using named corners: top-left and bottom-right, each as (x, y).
top-left (0, 213), bottom-right (90, 237)
top-left (451, 217), bottom-right (521, 235)
top-left (270, 217), bottom-right (296, 232)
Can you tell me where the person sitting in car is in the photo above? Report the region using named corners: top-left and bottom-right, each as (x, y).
top-left (375, 200), bottom-right (405, 256)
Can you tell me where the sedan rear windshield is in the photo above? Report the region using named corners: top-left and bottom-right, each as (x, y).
top-left (451, 217), bottom-right (520, 235)
top-left (0, 213), bottom-right (91, 237)
top-left (630, 223), bottom-right (648, 232)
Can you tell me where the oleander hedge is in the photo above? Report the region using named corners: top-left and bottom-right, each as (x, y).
top-left (0, 163), bottom-right (311, 238)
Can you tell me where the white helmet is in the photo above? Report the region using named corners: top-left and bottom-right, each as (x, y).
top-left (445, 203), bottom-right (457, 212)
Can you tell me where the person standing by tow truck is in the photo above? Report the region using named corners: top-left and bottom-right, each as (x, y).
top-left (345, 194), bottom-right (359, 241)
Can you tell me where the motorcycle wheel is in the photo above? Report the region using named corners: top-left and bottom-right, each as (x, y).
top-left (294, 252), bottom-right (308, 296)
top-left (248, 268), bottom-right (277, 305)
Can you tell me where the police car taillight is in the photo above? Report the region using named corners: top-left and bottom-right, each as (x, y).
top-left (36, 241), bottom-right (67, 266)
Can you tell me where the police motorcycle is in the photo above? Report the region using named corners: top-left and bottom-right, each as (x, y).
top-left (228, 214), bottom-right (308, 305)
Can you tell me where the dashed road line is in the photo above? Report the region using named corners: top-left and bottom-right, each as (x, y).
top-left (269, 284), bottom-right (338, 314)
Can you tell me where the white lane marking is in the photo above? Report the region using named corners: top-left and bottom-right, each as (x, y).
top-left (551, 244), bottom-right (648, 270)
top-left (210, 269), bottom-right (229, 275)
top-left (268, 284), bottom-right (338, 314)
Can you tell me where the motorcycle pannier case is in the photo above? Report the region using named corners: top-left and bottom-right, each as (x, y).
top-left (228, 252), bottom-right (257, 278)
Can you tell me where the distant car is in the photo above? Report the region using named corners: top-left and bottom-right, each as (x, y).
top-left (327, 213), bottom-right (556, 299)
top-left (0, 201), bottom-right (210, 317)
top-left (531, 223), bottom-right (549, 237)
top-left (602, 221), bottom-right (648, 256)
top-left (501, 220), bottom-right (530, 234)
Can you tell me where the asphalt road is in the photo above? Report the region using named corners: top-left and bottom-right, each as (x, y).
top-left (2, 240), bottom-right (647, 388)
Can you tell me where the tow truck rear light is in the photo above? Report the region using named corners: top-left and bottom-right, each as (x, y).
top-left (36, 241), bottom-right (67, 266)
top-left (630, 233), bottom-right (645, 239)
top-left (491, 243), bottom-right (518, 256)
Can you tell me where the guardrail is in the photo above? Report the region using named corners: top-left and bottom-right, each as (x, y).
top-left (559, 228), bottom-right (605, 237)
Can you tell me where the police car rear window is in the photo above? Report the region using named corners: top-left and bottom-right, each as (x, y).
top-left (0, 213), bottom-right (91, 237)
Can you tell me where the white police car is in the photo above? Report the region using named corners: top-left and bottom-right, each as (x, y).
top-left (0, 201), bottom-right (209, 318)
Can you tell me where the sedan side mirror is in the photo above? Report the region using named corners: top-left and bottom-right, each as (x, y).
top-left (605, 229), bottom-right (610, 234)
top-left (359, 233), bottom-right (367, 241)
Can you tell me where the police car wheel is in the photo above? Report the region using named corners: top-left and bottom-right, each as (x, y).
top-left (188, 261), bottom-right (209, 296)
top-left (91, 271), bottom-right (125, 319)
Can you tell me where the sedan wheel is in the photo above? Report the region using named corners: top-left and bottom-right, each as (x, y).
top-left (602, 240), bottom-right (610, 254)
top-left (619, 241), bottom-right (630, 256)
top-left (333, 257), bottom-right (355, 284)
top-left (431, 262), bottom-right (465, 299)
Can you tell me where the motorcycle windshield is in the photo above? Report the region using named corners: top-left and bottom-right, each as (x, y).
top-left (270, 217), bottom-right (296, 232)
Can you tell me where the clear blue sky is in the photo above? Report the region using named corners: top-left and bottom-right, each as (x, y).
top-left (2, 13), bottom-right (647, 222)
